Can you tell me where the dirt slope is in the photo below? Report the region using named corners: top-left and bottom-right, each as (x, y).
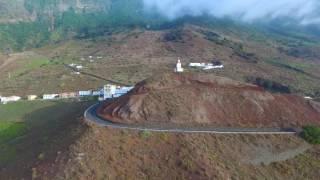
top-left (98, 73), bottom-right (320, 128)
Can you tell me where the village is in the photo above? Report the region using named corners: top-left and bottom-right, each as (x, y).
top-left (1, 58), bottom-right (315, 104)
top-left (0, 84), bottom-right (134, 104)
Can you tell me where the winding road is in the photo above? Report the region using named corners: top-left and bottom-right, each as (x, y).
top-left (84, 103), bottom-right (298, 134)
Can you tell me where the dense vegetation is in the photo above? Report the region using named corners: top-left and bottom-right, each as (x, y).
top-left (0, 0), bottom-right (155, 51)
top-left (246, 77), bottom-right (291, 94)
top-left (301, 126), bottom-right (320, 144)
top-left (0, 0), bottom-right (319, 53)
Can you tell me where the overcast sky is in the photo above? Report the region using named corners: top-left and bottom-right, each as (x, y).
top-left (143, 0), bottom-right (320, 25)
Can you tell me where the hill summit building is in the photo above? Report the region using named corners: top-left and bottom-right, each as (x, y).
top-left (174, 58), bottom-right (184, 73)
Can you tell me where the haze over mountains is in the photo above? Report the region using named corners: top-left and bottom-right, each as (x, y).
top-left (143, 0), bottom-right (320, 25)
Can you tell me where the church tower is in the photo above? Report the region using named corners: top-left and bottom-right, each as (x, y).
top-left (174, 58), bottom-right (184, 73)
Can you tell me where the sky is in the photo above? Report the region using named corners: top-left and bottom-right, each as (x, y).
top-left (143, 0), bottom-right (320, 25)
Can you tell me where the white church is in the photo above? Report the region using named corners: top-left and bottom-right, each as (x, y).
top-left (174, 58), bottom-right (184, 73)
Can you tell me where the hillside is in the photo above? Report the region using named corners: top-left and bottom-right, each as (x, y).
top-left (98, 73), bottom-right (320, 128)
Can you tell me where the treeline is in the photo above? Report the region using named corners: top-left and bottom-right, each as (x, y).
top-left (0, 0), bottom-right (162, 51)
top-left (246, 77), bottom-right (291, 94)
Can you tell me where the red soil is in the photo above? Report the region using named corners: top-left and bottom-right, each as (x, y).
top-left (97, 73), bottom-right (320, 128)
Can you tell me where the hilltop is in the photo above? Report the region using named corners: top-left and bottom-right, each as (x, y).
top-left (98, 73), bottom-right (320, 128)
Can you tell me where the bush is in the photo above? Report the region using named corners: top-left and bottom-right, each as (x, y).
top-left (139, 130), bottom-right (152, 139)
top-left (301, 126), bottom-right (320, 144)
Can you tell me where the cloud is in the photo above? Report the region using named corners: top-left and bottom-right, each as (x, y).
top-left (143, 0), bottom-right (320, 25)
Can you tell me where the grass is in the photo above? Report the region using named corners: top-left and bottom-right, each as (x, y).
top-left (140, 130), bottom-right (152, 139)
top-left (14, 56), bottom-right (52, 77)
top-left (0, 122), bottom-right (26, 143)
top-left (0, 100), bottom-right (54, 122)
top-left (0, 99), bottom-right (94, 165)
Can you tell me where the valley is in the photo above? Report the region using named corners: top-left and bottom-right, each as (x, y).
top-left (0, 0), bottom-right (320, 179)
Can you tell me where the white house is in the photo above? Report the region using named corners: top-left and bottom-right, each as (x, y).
top-left (0, 96), bottom-right (21, 104)
top-left (27, 95), bottom-right (37, 101)
top-left (43, 94), bottom-right (59, 100)
top-left (103, 85), bottom-right (133, 100)
top-left (189, 62), bottom-right (224, 70)
top-left (104, 84), bottom-right (117, 99)
top-left (189, 63), bottom-right (206, 67)
top-left (304, 96), bottom-right (313, 100)
top-left (203, 64), bottom-right (224, 70)
top-left (174, 58), bottom-right (184, 73)
top-left (79, 90), bottom-right (92, 96)
top-left (75, 65), bottom-right (83, 70)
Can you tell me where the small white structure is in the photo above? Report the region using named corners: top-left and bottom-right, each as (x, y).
top-left (189, 62), bottom-right (224, 70)
top-left (92, 90), bottom-right (102, 96)
top-left (304, 96), bottom-right (313, 100)
top-left (79, 90), bottom-right (92, 96)
top-left (75, 65), bottom-right (83, 70)
top-left (174, 58), bottom-right (184, 73)
top-left (203, 64), bottom-right (224, 70)
top-left (69, 63), bottom-right (76, 67)
top-left (27, 95), bottom-right (37, 101)
top-left (0, 96), bottom-right (21, 104)
top-left (43, 94), bottom-right (59, 100)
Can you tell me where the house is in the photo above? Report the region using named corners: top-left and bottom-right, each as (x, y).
top-left (92, 90), bottom-right (103, 96)
top-left (304, 96), bottom-right (313, 100)
top-left (75, 65), bottom-right (83, 70)
top-left (189, 62), bottom-right (224, 70)
top-left (27, 95), bottom-right (37, 101)
top-left (103, 84), bottom-right (116, 99)
top-left (203, 64), bottom-right (224, 70)
top-left (43, 94), bottom-right (59, 100)
top-left (0, 96), bottom-right (21, 104)
top-left (79, 90), bottom-right (92, 96)
top-left (103, 85), bottom-right (133, 100)
top-left (189, 63), bottom-right (206, 67)
top-left (60, 92), bottom-right (77, 99)
top-left (69, 63), bottom-right (76, 67)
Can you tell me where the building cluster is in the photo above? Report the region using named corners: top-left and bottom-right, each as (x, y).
top-left (0, 84), bottom-right (134, 104)
top-left (189, 61), bottom-right (224, 70)
top-left (174, 58), bottom-right (224, 73)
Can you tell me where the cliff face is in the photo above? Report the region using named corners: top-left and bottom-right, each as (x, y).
top-left (0, 0), bottom-right (112, 23)
top-left (97, 73), bottom-right (320, 128)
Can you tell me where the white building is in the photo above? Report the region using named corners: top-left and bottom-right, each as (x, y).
top-left (103, 84), bottom-right (133, 100)
top-left (0, 96), bottom-right (21, 104)
top-left (27, 95), bottom-right (37, 101)
top-left (174, 58), bottom-right (184, 73)
top-left (79, 90), bottom-right (92, 96)
top-left (189, 63), bottom-right (206, 67)
top-left (75, 65), bottom-right (83, 70)
top-left (43, 94), bottom-right (59, 100)
top-left (203, 64), bottom-right (224, 70)
top-left (104, 84), bottom-right (116, 99)
top-left (189, 62), bottom-right (224, 70)
top-left (92, 90), bottom-right (103, 96)
top-left (304, 96), bottom-right (313, 100)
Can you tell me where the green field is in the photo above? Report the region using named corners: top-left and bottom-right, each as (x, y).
top-left (0, 100), bottom-right (93, 165)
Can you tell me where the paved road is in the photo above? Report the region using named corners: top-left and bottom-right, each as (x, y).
top-left (84, 103), bottom-right (298, 134)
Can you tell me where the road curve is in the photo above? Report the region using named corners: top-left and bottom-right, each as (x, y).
top-left (84, 103), bottom-right (298, 134)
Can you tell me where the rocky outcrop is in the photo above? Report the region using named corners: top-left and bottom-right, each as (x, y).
top-left (98, 73), bottom-right (320, 128)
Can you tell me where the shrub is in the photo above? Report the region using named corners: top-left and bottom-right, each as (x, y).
top-left (139, 130), bottom-right (152, 139)
top-left (301, 125), bottom-right (320, 144)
